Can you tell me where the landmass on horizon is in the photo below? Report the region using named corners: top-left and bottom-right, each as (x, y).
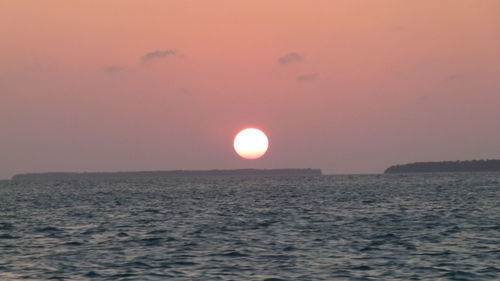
top-left (385, 160), bottom-right (500, 173)
top-left (11, 168), bottom-right (322, 182)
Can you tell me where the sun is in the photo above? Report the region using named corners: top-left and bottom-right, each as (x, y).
top-left (233, 128), bottom-right (269, 159)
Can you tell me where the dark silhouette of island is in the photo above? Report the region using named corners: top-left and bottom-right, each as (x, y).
top-left (11, 168), bottom-right (322, 182)
top-left (385, 160), bottom-right (500, 173)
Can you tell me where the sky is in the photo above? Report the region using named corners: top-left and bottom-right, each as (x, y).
top-left (1, 0), bottom-right (499, 179)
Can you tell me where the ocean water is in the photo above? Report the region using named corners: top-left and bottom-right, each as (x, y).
top-left (0, 173), bottom-right (499, 280)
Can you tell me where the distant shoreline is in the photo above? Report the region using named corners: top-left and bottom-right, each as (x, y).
top-left (11, 168), bottom-right (322, 182)
top-left (384, 160), bottom-right (500, 174)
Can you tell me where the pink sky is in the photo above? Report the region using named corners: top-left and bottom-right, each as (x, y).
top-left (1, 1), bottom-right (499, 178)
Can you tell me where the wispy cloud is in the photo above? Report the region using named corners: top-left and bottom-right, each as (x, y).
top-left (296, 73), bottom-right (319, 82)
top-left (142, 49), bottom-right (176, 63)
top-left (392, 25), bottom-right (405, 32)
top-left (278, 52), bottom-right (303, 65)
top-left (104, 65), bottom-right (123, 73)
top-left (447, 73), bottom-right (463, 81)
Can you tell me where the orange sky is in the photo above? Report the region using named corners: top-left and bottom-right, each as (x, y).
top-left (1, 1), bottom-right (499, 178)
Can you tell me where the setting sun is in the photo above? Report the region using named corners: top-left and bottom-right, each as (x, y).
top-left (233, 128), bottom-right (269, 160)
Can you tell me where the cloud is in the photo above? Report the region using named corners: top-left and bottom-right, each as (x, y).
top-left (392, 25), bottom-right (405, 32)
top-left (104, 65), bottom-right (123, 73)
top-left (142, 49), bottom-right (176, 62)
top-left (447, 73), bottom-right (463, 81)
top-left (278, 52), bottom-right (303, 65)
top-left (296, 73), bottom-right (319, 82)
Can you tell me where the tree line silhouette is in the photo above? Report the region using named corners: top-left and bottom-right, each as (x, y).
top-left (385, 160), bottom-right (500, 173)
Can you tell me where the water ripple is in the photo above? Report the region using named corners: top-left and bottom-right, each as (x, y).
top-left (0, 173), bottom-right (499, 280)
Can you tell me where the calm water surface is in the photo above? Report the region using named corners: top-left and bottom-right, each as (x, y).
top-left (0, 174), bottom-right (499, 280)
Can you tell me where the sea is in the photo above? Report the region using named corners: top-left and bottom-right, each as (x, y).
top-left (0, 173), bottom-right (499, 280)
